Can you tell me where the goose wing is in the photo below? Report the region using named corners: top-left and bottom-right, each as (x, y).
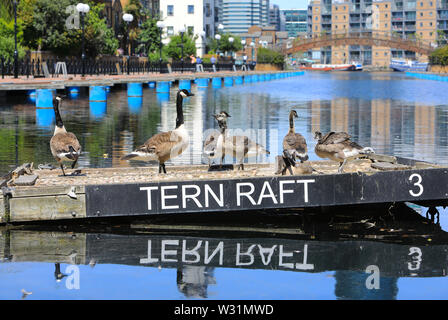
top-left (321, 132), bottom-right (351, 145)
top-left (283, 132), bottom-right (307, 154)
top-left (50, 132), bottom-right (81, 159)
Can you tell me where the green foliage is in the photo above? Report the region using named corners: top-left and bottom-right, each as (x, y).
top-left (84, 3), bottom-right (118, 56)
top-left (257, 47), bottom-right (285, 65)
top-left (147, 50), bottom-right (169, 63)
top-left (430, 45), bottom-right (448, 66)
top-left (208, 33), bottom-right (242, 54)
top-left (0, 35), bottom-right (25, 60)
top-left (137, 17), bottom-right (161, 56)
top-left (0, 0), bottom-right (13, 20)
top-left (17, 0), bottom-right (117, 57)
top-left (164, 33), bottom-right (197, 60)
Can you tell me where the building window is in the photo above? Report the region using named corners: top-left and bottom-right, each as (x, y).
top-left (420, 22), bottom-right (423, 27)
top-left (430, 32), bottom-right (433, 36)
top-left (420, 12), bottom-right (423, 17)
top-left (385, 23), bottom-right (388, 27)
top-left (205, 3), bottom-right (211, 17)
top-left (167, 5), bottom-right (174, 16)
top-left (188, 5), bottom-right (194, 14)
top-left (385, 52), bottom-right (388, 56)
top-left (430, 1), bottom-right (433, 6)
top-left (167, 26), bottom-right (174, 35)
top-left (420, 2), bottom-right (423, 6)
top-left (430, 22), bottom-right (433, 26)
top-left (385, 13), bottom-right (388, 18)
top-left (385, 4), bottom-right (388, 8)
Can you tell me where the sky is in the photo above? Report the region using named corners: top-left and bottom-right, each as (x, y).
top-left (272, 0), bottom-right (309, 10)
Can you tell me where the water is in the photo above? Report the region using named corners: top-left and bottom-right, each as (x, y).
top-left (0, 71), bottom-right (448, 300)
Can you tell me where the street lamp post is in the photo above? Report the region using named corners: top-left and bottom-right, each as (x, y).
top-left (156, 20), bottom-right (165, 73)
top-left (76, 3), bottom-right (90, 78)
top-left (199, 30), bottom-right (206, 57)
top-left (241, 39), bottom-right (246, 67)
top-left (179, 26), bottom-right (186, 73)
top-left (250, 41), bottom-right (255, 70)
top-left (123, 13), bottom-right (134, 75)
top-left (13, 0), bottom-right (18, 79)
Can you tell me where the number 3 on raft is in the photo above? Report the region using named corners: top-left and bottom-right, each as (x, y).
top-left (409, 173), bottom-right (423, 197)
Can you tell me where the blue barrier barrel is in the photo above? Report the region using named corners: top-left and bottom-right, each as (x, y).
top-left (260, 74), bottom-right (266, 81)
top-left (212, 77), bottom-right (222, 88)
top-left (127, 82), bottom-right (143, 97)
top-left (36, 89), bottom-right (54, 108)
top-left (89, 86), bottom-right (107, 102)
top-left (244, 75), bottom-right (252, 83)
top-left (235, 76), bottom-right (243, 85)
top-left (196, 78), bottom-right (209, 87)
top-left (128, 97), bottom-right (143, 114)
top-left (179, 79), bottom-right (191, 90)
top-left (90, 101), bottom-right (107, 119)
top-left (252, 74), bottom-right (259, 82)
top-left (157, 81), bottom-right (170, 93)
top-left (36, 108), bottom-right (55, 128)
top-left (68, 87), bottom-right (80, 95)
top-left (224, 77), bottom-right (234, 86)
top-left (28, 90), bottom-right (36, 97)
top-left (156, 93), bottom-right (170, 103)
top-left (148, 82), bottom-right (156, 88)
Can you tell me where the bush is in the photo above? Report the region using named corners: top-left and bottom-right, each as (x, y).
top-left (0, 36), bottom-right (25, 61)
top-left (257, 47), bottom-right (285, 65)
top-left (430, 45), bottom-right (448, 66)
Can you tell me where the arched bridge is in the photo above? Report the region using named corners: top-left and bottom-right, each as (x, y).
top-left (282, 32), bottom-right (435, 56)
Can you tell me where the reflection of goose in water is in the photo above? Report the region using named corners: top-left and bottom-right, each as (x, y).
top-left (54, 263), bottom-right (67, 282)
top-left (314, 131), bottom-right (374, 173)
top-left (176, 266), bottom-right (216, 298)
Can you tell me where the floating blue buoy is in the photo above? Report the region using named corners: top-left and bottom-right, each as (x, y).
top-left (212, 77), bottom-right (222, 88)
top-left (196, 78), bottom-right (209, 88)
top-left (156, 81), bottom-right (170, 93)
top-left (128, 97), bottom-right (143, 114)
top-left (90, 101), bottom-right (107, 119)
top-left (127, 83), bottom-right (143, 97)
top-left (179, 79), bottom-right (191, 90)
top-left (89, 86), bottom-right (107, 102)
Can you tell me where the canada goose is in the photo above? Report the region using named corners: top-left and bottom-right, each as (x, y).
top-left (202, 129), bottom-right (221, 167)
top-left (314, 131), bottom-right (374, 173)
top-left (50, 95), bottom-right (82, 176)
top-left (121, 89), bottom-right (194, 173)
top-left (281, 110), bottom-right (308, 174)
top-left (207, 111), bottom-right (270, 170)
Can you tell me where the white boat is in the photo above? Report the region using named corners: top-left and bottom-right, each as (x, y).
top-left (390, 59), bottom-right (428, 72)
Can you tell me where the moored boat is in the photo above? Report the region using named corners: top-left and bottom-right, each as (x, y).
top-left (390, 59), bottom-right (428, 72)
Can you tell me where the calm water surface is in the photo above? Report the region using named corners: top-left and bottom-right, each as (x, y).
top-left (0, 71), bottom-right (448, 300)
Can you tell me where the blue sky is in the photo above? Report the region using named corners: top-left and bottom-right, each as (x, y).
top-left (272, 0), bottom-right (309, 10)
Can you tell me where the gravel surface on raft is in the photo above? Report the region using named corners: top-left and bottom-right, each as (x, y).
top-left (23, 159), bottom-right (379, 187)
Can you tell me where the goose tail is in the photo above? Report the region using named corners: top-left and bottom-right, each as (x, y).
top-left (360, 147), bottom-right (375, 154)
top-left (121, 153), bottom-right (138, 161)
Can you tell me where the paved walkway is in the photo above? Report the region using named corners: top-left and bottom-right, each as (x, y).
top-left (0, 70), bottom-right (276, 90)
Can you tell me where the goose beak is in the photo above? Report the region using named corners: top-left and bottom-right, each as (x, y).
top-left (188, 92), bottom-right (195, 96)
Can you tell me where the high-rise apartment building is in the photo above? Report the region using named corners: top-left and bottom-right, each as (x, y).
top-left (222, 0), bottom-right (270, 34)
top-left (307, 0), bottom-right (448, 66)
top-left (281, 9), bottom-right (308, 37)
top-left (159, 0), bottom-right (216, 56)
top-left (270, 4), bottom-right (281, 30)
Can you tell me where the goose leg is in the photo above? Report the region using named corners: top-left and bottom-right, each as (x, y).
top-left (60, 164), bottom-right (66, 176)
top-left (162, 163), bottom-right (167, 174)
top-left (71, 158), bottom-right (78, 169)
top-left (220, 154), bottom-right (225, 168)
top-left (158, 163), bottom-right (162, 174)
top-left (338, 159), bottom-right (348, 173)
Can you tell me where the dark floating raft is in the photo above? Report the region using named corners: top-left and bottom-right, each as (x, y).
top-left (0, 154), bottom-right (447, 223)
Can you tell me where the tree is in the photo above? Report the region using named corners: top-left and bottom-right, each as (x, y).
top-left (430, 45), bottom-right (448, 66)
top-left (17, 0), bottom-right (118, 57)
top-left (84, 3), bottom-right (119, 57)
top-left (208, 33), bottom-right (242, 54)
top-left (137, 17), bottom-right (162, 56)
top-left (164, 33), bottom-right (197, 60)
top-left (257, 47), bottom-right (285, 65)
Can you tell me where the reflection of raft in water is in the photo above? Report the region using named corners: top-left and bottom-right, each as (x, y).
top-left (0, 154), bottom-right (447, 223)
top-left (1, 202), bottom-right (448, 282)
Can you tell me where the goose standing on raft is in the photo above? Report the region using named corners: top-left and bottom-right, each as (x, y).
top-left (281, 110), bottom-right (308, 174)
top-left (206, 111), bottom-right (270, 170)
top-left (314, 131), bottom-right (374, 173)
top-left (121, 89), bottom-right (194, 173)
top-left (50, 95), bottom-right (82, 176)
